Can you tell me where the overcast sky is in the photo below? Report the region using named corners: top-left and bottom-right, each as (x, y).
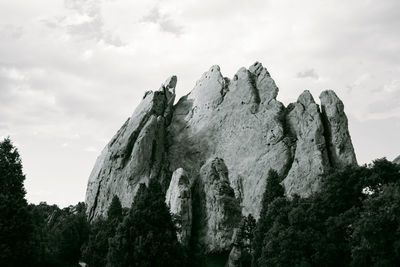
top-left (1, 0), bottom-right (399, 207)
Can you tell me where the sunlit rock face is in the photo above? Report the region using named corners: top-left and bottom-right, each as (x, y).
top-left (165, 168), bottom-right (192, 247)
top-left (85, 76), bottom-right (176, 221)
top-left (85, 62), bottom-right (357, 254)
top-left (194, 158), bottom-right (241, 253)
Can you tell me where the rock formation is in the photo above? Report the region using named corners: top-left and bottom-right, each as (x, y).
top-left (165, 168), bottom-right (192, 247)
top-left (195, 158), bottom-right (241, 252)
top-left (85, 76), bottom-right (176, 221)
top-left (282, 90), bottom-right (330, 197)
top-left (320, 90), bottom-right (357, 168)
top-left (394, 155), bottom-right (400, 165)
top-left (85, 62), bottom-right (357, 255)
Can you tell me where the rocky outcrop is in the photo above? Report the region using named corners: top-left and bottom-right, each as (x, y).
top-left (393, 155), bottom-right (400, 165)
top-left (282, 90), bottom-right (330, 197)
top-left (85, 61), bottom-right (358, 255)
top-left (85, 76), bottom-right (176, 221)
top-left (195, 158), bottom-right (241, 253)
top-left (320, 90), bottom-right (357, 168)
top-left (168, 63), bottom-right (290, 218)
top-left (165, 168), bottom-right (192, 247)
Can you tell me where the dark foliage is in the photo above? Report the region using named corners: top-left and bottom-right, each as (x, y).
top-left (0, 138), bottom-right (34, 266)
top-left (82, 195), bottom-right (123, 267)
top-left (252, 159), bottom-right (400, 267)
top-left (252, 169), bottom-right (284, 266)
top-left (29, 202), bottom-right (89, 267)
top-left (107, 179), bottom-right (186, 267)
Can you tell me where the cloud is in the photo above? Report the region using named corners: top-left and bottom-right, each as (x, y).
top-left (1, 0), bottom-right (400, 206)
top-left (297, 68), bottom-right (319, 80)
top-left (0, 24), bottom-right (23, 39)
top-left (141, 7), bottom-right (183, 36)
top-left (42, 0), bottom-right (125, 47)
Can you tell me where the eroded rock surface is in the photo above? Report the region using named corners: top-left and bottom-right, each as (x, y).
top-left (165, 168), bottom-right (192, 247)
top-left (168, 62), bottom-right (291, 218)
top-left (85, 76), bottom-right (176, 221)
top-left (195, 158), bottom-right (241, 253)
top-left (320, 90), bottom-right (357, 168)
top-left (283, 90), bottom-right (330, 197)
top-left (85, 62), bottom-right (358, 255)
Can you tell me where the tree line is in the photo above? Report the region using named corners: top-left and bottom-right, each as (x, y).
top-left (1, 137), bottom-right (400, 266)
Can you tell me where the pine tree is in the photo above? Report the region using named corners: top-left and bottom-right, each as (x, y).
top-left (108, 195), bottom-right (123, 222)
top-left (0, 138), bottom-right (33, 266)
top-left (83, 196), bottom-right (123, 267)
top-left (252, 169), bottom-right (284, 267)
top-left (107, 180), bottom-right (185, 267)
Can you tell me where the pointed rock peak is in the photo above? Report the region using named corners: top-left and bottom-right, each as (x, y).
top-left (173, 168), bottom-right (190, 186)
top-left (209, 65), bottom-right (221, 72)
top-left (320, 89), bottom-right (339, 100)
top-left (160, 75), bottom-right (177, 94)
top-left (297, 90), bottom-right (316, 106)
top-left (249, 61), bottom-right (270, 77)
top-left (319, 90), bottom-right (344, 112)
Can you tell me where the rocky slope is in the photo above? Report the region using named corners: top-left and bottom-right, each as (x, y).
top-left (85, 62), bottom-right (357, 253)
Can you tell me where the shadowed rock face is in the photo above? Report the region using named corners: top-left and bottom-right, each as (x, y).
top-left (85, 62), bottom-right (357, 253)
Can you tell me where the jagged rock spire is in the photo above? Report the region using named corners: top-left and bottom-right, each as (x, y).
top-left (85, 62), bottom-right (358, 254)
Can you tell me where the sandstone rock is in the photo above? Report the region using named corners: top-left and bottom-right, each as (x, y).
top-left (165, 168), bottom-right (192, 247)
top-left (320, 90), bottom-right (357, 168)
top-left (85, 76), bottom-right (176, 221)
top-left (283, 90), bottom-right (330, 197)
top-left (168, 63), bottom-right (291, 218)
top-left (195, 158), bottom-right (241, 253)
top-left (85, 62), bottom-right (358, 256)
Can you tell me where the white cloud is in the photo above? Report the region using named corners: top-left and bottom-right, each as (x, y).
top-left (1, 0), bottom-right (399, 206)
top-left (297, 69), bottom-right (319, 80)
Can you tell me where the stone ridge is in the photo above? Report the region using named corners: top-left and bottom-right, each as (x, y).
top-left (85, 76), bottom-right (176, 221)
top-left (85, 62), bottom-right (358, 253)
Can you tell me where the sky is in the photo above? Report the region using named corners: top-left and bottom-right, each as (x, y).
top-left (0, 0), bottom-right (399, 207)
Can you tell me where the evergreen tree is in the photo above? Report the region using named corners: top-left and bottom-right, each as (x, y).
top-left (252, 159), bottom-right (400, 267)
top-left (107, 180), bottom-right (185, 267)
top-left (0, 138), bottom-right (33, 266)
top-left (108, 195), bottom-right (123, 222)
top-left (252, 169), bottom-right (283, 267)
top-left (235, 214), bottom-right (256, 266)
top-left (83, 196), bottom-right (123, 267)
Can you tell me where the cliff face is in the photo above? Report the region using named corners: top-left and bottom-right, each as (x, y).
top-left (85, 62), bottom-right (357, 253)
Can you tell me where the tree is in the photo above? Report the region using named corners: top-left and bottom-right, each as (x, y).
top-left (252, 169), bottom-right (284, 266)
top-left (107, 180), bottom-right (185, 267)
top-left (234, 214), bottom-right (256, 266)
top-left (350, 159), bottom-right (400, 266)
top-left (252, 159), bottom-right (400, 267)
top-left (83, 196), bottom-right (123, 267)
top-left (108, 195), bottom-right (123, 222)
top-left (0, 137), bottom-right (33, 266)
